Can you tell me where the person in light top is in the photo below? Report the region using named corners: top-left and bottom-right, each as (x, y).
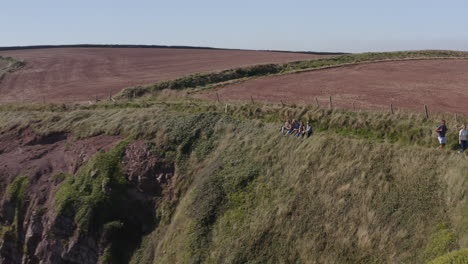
top-left (305, 121), bottom-right (313, 137)
top-left (281, 119), bottom-right (291, 135)
top-left (459, 125), bottom-right (467, 153)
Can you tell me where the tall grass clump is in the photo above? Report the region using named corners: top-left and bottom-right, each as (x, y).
top-left (4, 176), bottom-right (30, 229)
top-left (5, 176), bottom-right (30, 211)
top-left (428, 248), bottom-right (468, 264)
top-left (0, 56), bottom-right (25, 81)
top-left (0, 176), bottom-right (30, 251)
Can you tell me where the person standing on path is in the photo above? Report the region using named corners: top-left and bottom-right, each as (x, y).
top-left (436, 120), bottom-right (448, 150)
top-left (459, 125), bottom-right (467, 153)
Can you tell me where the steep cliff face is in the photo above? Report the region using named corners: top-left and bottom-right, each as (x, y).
top-left (0, 127), bottom-right (175, 264)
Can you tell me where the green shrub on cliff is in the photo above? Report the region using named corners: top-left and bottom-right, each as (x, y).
top-left (428, 248), bottom-right (468, 264)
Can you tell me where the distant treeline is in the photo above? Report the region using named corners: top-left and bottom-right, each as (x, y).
top-left (0, 44), bottom-right (347, 55)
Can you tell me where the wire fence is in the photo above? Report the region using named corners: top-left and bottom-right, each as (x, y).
top-left (213, 92), bottom-right (468, 125)
top-left (5, 90), bottom-right (468, 126)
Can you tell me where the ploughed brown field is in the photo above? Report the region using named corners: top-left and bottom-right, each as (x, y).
top-left (0, 47), bottom-right (323, 103)
top-left (204, 59), bottom-right (468, 115)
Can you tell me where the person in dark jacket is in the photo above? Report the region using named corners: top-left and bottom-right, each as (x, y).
top-left (435, 120), bottom-right (448, 150)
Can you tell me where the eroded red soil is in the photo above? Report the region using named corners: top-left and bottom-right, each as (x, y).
top-left (0, 127), bottom-right (122, 185)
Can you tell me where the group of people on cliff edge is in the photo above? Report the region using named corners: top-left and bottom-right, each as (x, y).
top-left (279, 118), bottom-right (467, 153)
top-left (436, 120), bottom-right (467, 153)
top-left (280, 119), bottom-right (313, 138)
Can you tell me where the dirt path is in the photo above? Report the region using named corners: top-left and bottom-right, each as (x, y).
top-left (202, 59), bottom-right (468, 114)
top-left (0, 48), bottom-right (325, 103)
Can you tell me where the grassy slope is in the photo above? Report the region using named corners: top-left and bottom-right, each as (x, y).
top-left (0, 100), bottom-right (467, 263)
top-left (116, 50), bottom-right (468, 98)
top-left (151, 122), bottom-right (466, 264)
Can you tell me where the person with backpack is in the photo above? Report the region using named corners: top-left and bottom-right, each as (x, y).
top-left (459, 125), bottom-right (467, 153)
top-left (435, 120), bottom-right (448, 150)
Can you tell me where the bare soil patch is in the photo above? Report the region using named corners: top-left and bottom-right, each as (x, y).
top-left (0, 128), bottom-right (122, 184)
top-left (0, 48), bottom-right (323, 103)
top-left (203, 59), bottom-right (468, 114)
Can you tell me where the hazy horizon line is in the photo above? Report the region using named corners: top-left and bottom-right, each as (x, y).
top-left (2, 43), bottom-right (467, 54)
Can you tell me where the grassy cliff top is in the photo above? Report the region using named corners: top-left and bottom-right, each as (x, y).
top-left (1, 98), bottom-right (467, 150)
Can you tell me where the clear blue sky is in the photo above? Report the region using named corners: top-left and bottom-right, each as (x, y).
top-left (1, 0), bottom-right (468, 52)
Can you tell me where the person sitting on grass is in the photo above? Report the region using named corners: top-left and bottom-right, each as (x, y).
top-left (435, 120), bottom-right (448, 150)
top-left (281, 119), bottom-right (291, 135)
top-left (296, 121), bottom-right (306, 137)
top-left (305, 121), bottom-right (313, 137)
top-left (291, 119), bottom-right (300, 135)
top-left (285, 119), bottom-right (298, 135)
top-left (459, 125), bottom-right (467, 153)
top-left (284, 120), bottom-right (294, 135)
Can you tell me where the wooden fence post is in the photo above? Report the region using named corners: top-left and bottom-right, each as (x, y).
top-left (251, 96), bottom-right (254, 104)
top-left (225, 104), bottom-right (228, 113)
top-left (329, 96), bottom-right (333, 109)
top-left (95, 95), bottom-right (98, 103)
top-left (216, 93), bottom-right (220, 103)
top-left (315, 98), bottom-right (319, 107)
top-left (390, 104), bottom-right (394, 114)
top-left (424, 105), bottom-right (429, 118)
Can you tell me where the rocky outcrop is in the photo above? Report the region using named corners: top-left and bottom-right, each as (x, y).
top-left (0, 129), bottom-right (174, 264)
top-left (123, 141), bottom-right (174, 194)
